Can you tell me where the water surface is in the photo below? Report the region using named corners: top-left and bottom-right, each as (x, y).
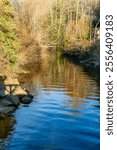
top-left (3, 54), bottom-right (100, 150)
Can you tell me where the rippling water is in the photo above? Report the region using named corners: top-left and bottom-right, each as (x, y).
top-left (1, 54), bottom-right (100, 150)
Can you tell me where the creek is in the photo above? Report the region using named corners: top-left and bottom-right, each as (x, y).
top-left (0, 53), bottom-right (100, 150)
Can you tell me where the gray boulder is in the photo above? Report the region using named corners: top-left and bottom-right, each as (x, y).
top-left (0, 99), bottom-right (13, 107)
top-left (20, 96), bottom-right (33, 104)
top-left (5, 95), bottom-right (20, 107)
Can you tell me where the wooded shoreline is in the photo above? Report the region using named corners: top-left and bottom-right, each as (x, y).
top-left (0, 0), bottom-right (100, 119)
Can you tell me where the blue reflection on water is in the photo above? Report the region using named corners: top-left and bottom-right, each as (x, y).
top-left (5, 58), bottom-right (100, 150)
top-left (6, 88), bottom-right (99, 150)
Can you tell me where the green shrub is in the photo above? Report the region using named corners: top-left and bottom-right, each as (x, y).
top-left (0, 0), bottom-right (20, 68)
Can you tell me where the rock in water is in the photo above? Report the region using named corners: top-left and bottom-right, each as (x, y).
top-left (5, 95), bottom-right (20, 107)
top-left (28, 94), bottom-right (34, 99)
top-left (20, 96), bottom-right (33, 104)
top-left (0, 99), bottom-right (13, 107)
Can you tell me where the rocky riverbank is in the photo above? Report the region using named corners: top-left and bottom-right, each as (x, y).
top-left (0, 76), bottom-right (33, 119)
top-left (63, 40), bottom-right (100, 72)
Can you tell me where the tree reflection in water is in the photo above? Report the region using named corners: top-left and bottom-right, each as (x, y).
top-left (18, 51), bottom-right (99, 112)
top-left (0, 51), bottom-right (100, 150)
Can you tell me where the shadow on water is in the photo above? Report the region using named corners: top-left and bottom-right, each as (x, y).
top-left (0, 117), bottom-right (15, 149)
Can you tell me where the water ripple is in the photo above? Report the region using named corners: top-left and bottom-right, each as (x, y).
top-left (3, 57), bottom-right (100, 150)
